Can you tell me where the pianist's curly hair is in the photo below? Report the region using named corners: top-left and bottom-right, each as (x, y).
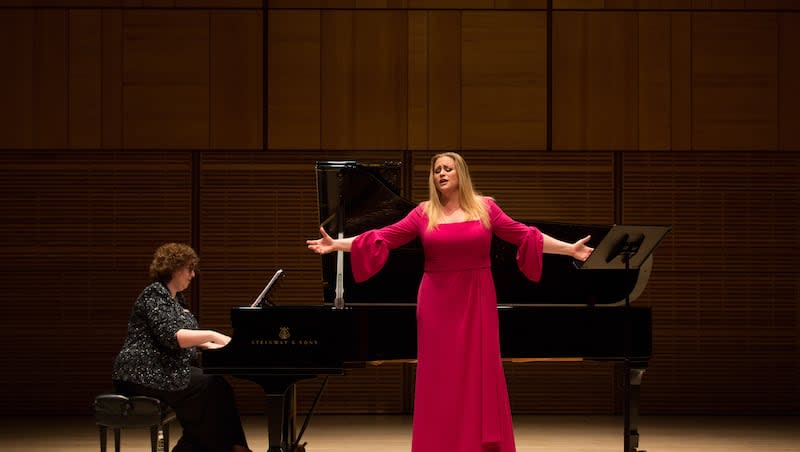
top-left (148, 243), bottom-right (199, 283)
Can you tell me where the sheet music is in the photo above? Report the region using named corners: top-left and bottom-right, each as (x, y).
top-left (250, 269), bottom-right (284, 307)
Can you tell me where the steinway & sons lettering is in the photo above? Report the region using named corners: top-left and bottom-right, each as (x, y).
top-left (250, 326), bottom-right (317, 345)
top-left (251, 339), bottom-right (319, 345)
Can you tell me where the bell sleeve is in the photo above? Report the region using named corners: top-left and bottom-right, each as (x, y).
top-left (350, 205), bottom-right (424, 282)
top-left (487, 197), bottom-right (544, 282)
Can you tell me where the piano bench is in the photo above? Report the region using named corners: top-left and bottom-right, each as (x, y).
top-left (93, 394), bottom-right (176, 452)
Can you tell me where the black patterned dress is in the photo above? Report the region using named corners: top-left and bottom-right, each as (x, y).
top-left (113, 281), bottom-right (248, 452)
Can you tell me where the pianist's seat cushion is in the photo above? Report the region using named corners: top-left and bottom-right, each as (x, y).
top-left (93, 393), bottom-right (174, 428)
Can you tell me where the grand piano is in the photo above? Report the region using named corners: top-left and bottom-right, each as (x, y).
top-left (203, 160), bottom-right (664, 452)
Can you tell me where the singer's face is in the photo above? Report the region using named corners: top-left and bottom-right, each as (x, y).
top-left (433, 156), bottom-right (459, 195)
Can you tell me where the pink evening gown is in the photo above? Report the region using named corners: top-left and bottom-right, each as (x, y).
top-left (350, 198), bottom-right (544, 452)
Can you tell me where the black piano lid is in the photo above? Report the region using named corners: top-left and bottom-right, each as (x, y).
top-left (314, 160), bottom-right (653, 307)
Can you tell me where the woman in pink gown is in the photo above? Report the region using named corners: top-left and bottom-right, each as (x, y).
top-left (308, 152), bottom-right (593, 452)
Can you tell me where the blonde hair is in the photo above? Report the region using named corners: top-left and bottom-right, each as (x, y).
top-left (423, 152), bottom-right (489, 231)
top-left (148, 243), bottom-right (198, 283)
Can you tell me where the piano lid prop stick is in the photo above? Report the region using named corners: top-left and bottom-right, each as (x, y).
top-left (335, 232), bottom-right (345, 309)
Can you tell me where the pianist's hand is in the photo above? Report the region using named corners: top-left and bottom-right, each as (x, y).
top-left (198, 342), bottom-right (227, 350)
top-left (214, 332), bottom-right (231, 345)
top-left (195, 332), bottom-right (230, 350)
top-left (177, 329), bottom-right (231, 349)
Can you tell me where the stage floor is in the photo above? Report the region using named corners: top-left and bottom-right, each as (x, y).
top-left (0, 414), bottom-right (797, 451)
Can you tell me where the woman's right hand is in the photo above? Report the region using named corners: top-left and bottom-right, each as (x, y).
top-left (306, 226), bottom-right (337, 255)
top-left (214, 331), bottom-right (231, 346)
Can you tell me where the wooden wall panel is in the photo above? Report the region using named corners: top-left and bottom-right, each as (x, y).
top-left (3, 7), bottom-right (262, 151)
top-left (267, 10), bottom-right (320, 149)
top-left (407, 11), bottom-right (429, 149)
top-left (0, 10), bottom-right (34, 149)
top-left (0, 153), bottom-right (194, 270)
top-left (408, 0), bottom-right (494, 8)
top-left (3, 0), bottom-right (799, 9)
top-left (268, 0), bottom-right (800, 9)
top-left (623, 152), bottom-right (800, 413)
top-left (0, 1), bottom-right (262, 6)
top-left (353, 11), bottom-right (408, 149)
top-left (461, 11), bottom-right (547, 150)
top-left (638, 13), bottom-right (671, 150)
top-left (552, 12), bottom-right (639, 150)
top-left (34, 10), bottom-right (69, 149)
top-left (0, 272), bottom-right (164, 413)
top-left (623, 153), bottom-right (799, 273)
top-left (554, 0), bottom-right (606, 8)
top-left (320, 11), bottom-right (355, 149)
top-left (102, 10), bottom-right (124, 148)
top-left (0, 9), bottom-right (69, 149)
top-left (321, 11), bottom-right (408, 150)
top-left (779, 13), bottom-right (800, 150)
top-left (69, 10), bottom-right (103, 148)
top-left (293, 365), bottom-right (407, 414)
top-left (267, 0), bottom-right (547, 8)
top-left (507, 362), bottom-right (616, 413)
top-left (210, 10), bottom-right (262, 149)
top-left (179, 0), bottom-right (262, 6)
top-left (554, 0), bottom-right (800, 9)
top-left (122, 10), bottom-right (210, 149)
top-left (670, 12), bottom-right (692, 150)
top-left (0, 151), bottom-right (193, 414)
top-left (692, 13), bottom-right (778, 150)
top-left (706, 0), bottom-right (746, 9)
top-left (651, 0), bottom-right (692, 9)
top-left (494, 0), bottom-right (548, 9)
top-left (322, 11), bottom-right (408, 149)
top-left (427, 11), bottom-right (462, 149)
top-left (637, 12), bottom-right (692, 150)
top-left (770, 0), bottom-right (800, 9)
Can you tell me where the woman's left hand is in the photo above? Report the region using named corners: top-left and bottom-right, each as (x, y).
top-left (572, 235), bottom-right (594, 261)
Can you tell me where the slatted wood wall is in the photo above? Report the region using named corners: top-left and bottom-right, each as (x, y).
top-left (0, 0), bottom-right (797, 416)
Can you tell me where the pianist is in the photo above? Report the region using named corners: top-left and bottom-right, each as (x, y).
top-left (112, 243), bottom-right (251, 452)
top-left (307, 152), bottom-right (593, 452)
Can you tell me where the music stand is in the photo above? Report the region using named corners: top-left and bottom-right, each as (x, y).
top-left (579, 224), bottom-right (671, 452)
top-left (250, 269), bottom-right (286, 308)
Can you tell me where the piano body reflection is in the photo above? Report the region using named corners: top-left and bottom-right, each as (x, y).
top-left (204, 161), bottom-right (657, 452)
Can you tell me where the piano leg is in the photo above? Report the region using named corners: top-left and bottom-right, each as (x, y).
top-left (248, 377), bottom-right (302, 452)
top-left (624, 365), bottom-right (647, 452)
top-left (246, 375), bottom-right (329, 452)
top-left (265, 392), bottom-right (288, 452)
top-left (283, 386), bottom-right (298, 452)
